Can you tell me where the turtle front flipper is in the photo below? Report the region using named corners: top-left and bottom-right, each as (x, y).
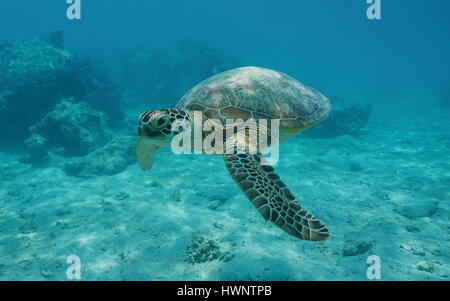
top-left (135, 136), bottom-right (160, 170)
top-left (224, 152), bottom-right (330, 241)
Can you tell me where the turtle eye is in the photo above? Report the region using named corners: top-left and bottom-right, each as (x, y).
top-left (151, 115), bottom-right (169, 128)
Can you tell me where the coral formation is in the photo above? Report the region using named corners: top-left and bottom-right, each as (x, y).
top-left (24, 133), bottom-right (48, 164)
top-left (185, 234), bottom-right (233, 264)
top-left (305, 96), bottom-right (372, 138)
top-left (22, 96), bottom-right (134, 177)
top-left (0, 34), bottom-right (123, 147)
top-left (120, 38), bottom-right (237, 106)
top-left (27, 98), bottom-right (111, 160)
top-left (342, 239), bottom-right (373, 257)
top-left (63, 135), bottom-right (134, 178)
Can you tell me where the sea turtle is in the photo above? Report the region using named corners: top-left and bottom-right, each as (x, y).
top-left (135, 66), bottom-right (331, 241)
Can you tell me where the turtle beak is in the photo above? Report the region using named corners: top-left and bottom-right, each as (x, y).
top-left (135, 135), bottom-right (160, 170)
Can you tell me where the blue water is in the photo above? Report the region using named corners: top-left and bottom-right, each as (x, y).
top-left (0, 0), bottom-right (448, 280)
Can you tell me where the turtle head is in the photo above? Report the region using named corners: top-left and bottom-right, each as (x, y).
top-left (135, 109), bottom-right (190, 170)
top-left (138, 109), bottom-right (190, 141)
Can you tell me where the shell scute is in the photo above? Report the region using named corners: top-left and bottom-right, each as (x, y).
top-left (176, 66), bottom-right (331, 131)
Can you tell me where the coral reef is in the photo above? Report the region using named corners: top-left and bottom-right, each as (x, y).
top-left (0, 34), bottom-right (123, 148)
top-left (63, 135), bottom-right (134, 178)
top-left (120, 38), bottom-right (237, 106)
top-left (26, 98), bottom-right (111, 160)
top-left (305, 96), bottom-right (372, 138)
top-left (22, 98), bottom-right (134, 177)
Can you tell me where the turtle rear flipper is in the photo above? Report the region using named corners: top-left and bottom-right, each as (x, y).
top-left (224, 151), bottom-right (330, 241)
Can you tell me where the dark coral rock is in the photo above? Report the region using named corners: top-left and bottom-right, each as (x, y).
top-left (0, 38), bottom-right (89, 145)
top-left (185, 234), bottom-right (233, 264)
top-left (63, 135), bottom-right (134, 178)
top-left (24, 133), bottom-right (48, 164)
top-left (414, 261), bottom-right (434, 273)
top-left (342, 240), bottom-right (373, 257)
top-left (306, 96), bottom-right (372, 138)
top-left (0, 36), bottom-right (123, 148)
top-left (28, 98), bottom-right (111, 157)
top-left (120, 38), bottom-right (238, 107)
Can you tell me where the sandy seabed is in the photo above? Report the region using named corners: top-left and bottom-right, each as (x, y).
top-left (0, 114), bottom-right (449, 281)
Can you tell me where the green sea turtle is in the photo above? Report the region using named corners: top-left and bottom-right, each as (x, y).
top-left (135, 66), bottom-right (331, 241)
